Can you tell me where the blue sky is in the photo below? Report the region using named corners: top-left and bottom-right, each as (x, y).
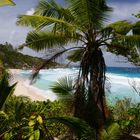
top-left (0, 0), bottom-right (139, 45)
top-left (0, 0), bottom-right (140, 66)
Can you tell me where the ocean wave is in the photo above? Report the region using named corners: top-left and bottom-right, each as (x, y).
top-left (19, 69), bottom-right (140, 102)
top-left (23, 79), bottom-right (57, 101)
top-left (106, 73), bottom-right (140, 86)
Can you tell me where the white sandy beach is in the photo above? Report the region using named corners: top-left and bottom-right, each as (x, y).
top-left (9, 69), bottom-right (49, 101)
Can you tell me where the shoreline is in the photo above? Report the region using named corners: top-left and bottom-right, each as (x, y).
top-left (8, 68), bottom-right (140, 102)
top-left (9, 69), bottom-right (51, 101)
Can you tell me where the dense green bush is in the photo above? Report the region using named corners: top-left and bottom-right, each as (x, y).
top-left (0, 96), bottom-right (93, 140)
top-left (0, 96), bottom-right (69, 139)
top-left (109, 98), bottom-right (140, 138)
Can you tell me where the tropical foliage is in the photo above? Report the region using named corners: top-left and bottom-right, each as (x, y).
top-left (0, 60), bottom-right (16, 110)
top-left (0, 96), bottom-right (93, 140)
top-left (109, 98), bottom-right (140, 139)
top-left (0, 0), bottom-right (15, 6)
top-left (1, 96), bottom-right (140, 140)
top-left (17, 0), bottom-right (140, 135)
top-left (0, 72), bottom-right (16, 110)
top-left (0, 43), bottom-right (59, 69)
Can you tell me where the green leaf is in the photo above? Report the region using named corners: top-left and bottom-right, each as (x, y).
top-left (48, 117), bottom-right (92, 137)
top-left (4, 132), bottom-right (13, 140)
top-left (68, 0), bottom-right (112, 28)
top-left (108, 20), bottom-right (132, 35)
top-left (0, 111), bottom-right (8, 119)
top-left (124, 120), bottom-right (130, 126)
top-left (115, 34), bottom-right (140, 48)
top-left (24, 31), bottom-right (75, 51)
top-left (30, 115), bottom-right (36, 119)
top-left (17, 15), bottom-right (74, 30)
top-left (67, 48), bottom-right (84, 62)
top-left (100, 123), bottom-right (120, 140)
top-left (0, 0), bottom-right (15, 6)
top-left (34, 0), bottom-right (75, 23)
top-left (37, 115), bottom-right (43, 124)
top-left (34, 129), bottom-right (40, 140)
top-left (50, 76), bottom-right (74, 99)
top-left (29, 135), bottom-right (34, 140)
top-left (28, 120), bottom-right (36, 127)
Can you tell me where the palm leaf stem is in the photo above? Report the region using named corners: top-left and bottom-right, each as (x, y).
top-left (98, 37), bottom-right (113, 45)
top-left (19, 36), bottom-right (85, 50)
top-left (31, 46), bottom-right (85, 81)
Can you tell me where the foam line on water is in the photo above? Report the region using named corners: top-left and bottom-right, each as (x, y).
top-left (106, 73), bottom-right (140, 86)
top-left (23, 79), bottom-right (57, 101)
top-left (19, 68), bottom-right (140, 102)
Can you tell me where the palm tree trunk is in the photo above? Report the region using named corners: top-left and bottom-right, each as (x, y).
top-left (74, 48), bottom-right (109, 132)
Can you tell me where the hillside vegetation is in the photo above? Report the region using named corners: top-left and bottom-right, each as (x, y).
top-left (0, 43), bottom-right (58, 69)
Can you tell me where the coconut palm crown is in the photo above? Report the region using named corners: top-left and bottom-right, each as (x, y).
top-left (17, 0), bottom-right (140, 132)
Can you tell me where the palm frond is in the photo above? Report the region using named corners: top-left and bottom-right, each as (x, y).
top-left (48, 117), bottom-right (92, 138)
top-left (34, 0), bottom-right (61, 16)
top-left (100, 123), bottom-right (120, 140)
top-left (34, 0), bottom-right (75, 23)
top-left (67, 48), bottom-right (85, 62)
top-left (17, 15), bottom-right (75, 30)
top-left (68, 0), bottom-right (112, 28)
top-left (23, 31), bottom-right (76, 51)
top-left (0, 0), bottom-right (15, 6)
top-left (114, 34), bottom-right (140, 48)
top-left (30, 46), bottom-right (83, 81)
top-left (50, 77), bottom-right (74, 99)
top-left (107, 20), bottom-right (132, 35)
top-left (100, 26), bottom-right (113, 40)
top-left (107, 34), bottom-right (140, 65)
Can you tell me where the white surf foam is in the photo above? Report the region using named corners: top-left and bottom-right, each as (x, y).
top-left (106, 73), bottom-right (140, 86)
top-left (23, 79), bottom-right (57, 101)
top-left (19, 69), bottom-right (140, 101)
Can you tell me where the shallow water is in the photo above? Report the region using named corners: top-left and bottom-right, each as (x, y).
top-left (19, 67), bottom-right (140, 103)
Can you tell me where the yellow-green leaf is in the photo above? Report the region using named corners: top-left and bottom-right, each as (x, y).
top-left (30, 115), bottom-right (36, 119)
top-left (28, 120), bottom-right (35, 127)
top-left (34, 130), bottom-right (40, 140)
top-left (29, 135), bottom-right (34, 140)
top-left (129, 115), bottom-right (135, 120)
top-left (37, 115), bottom-right (43, 124)
top-left (0, 0), bottom-right (15, 6)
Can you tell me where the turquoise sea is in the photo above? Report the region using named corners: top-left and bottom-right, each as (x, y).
top-left (19, 67), bottom-right (140, 103)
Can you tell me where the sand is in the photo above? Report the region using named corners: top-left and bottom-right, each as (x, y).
top-left (9, 69), bottom-right (48, 101)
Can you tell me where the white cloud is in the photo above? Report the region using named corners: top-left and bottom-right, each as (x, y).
top-left (8, 30), bottom-right (16, 43)
top-left (26, 8), bottom-right (35, 15)
top-left (103, 51), bottom-right (134, 67)
top-left (108, 2), bottom-right (140, 23)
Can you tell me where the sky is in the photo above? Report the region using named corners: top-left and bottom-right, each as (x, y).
top-left (0, 0), bottom-right (140, 67)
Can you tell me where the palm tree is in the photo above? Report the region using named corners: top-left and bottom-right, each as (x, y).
top-left (0, 0), bottom-right (15, 6)
top-left (17, 0), bottom-right (140, 133)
